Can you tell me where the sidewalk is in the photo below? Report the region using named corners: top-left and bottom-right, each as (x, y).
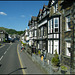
top-left (18, 43), bottom-right (46, 74)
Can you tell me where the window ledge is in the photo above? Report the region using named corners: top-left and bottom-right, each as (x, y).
top-left (63, 55), bottom-right (70, 59)
top-left (64, 30), bottom-right (71, 33)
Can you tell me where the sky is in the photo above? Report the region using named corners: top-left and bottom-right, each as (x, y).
top-left (0, 1), bottom-right (49, 31)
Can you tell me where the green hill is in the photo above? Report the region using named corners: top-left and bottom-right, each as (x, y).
top-left (0, 27), bottom-right (25, 35)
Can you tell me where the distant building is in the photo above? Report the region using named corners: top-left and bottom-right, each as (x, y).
top-left (0, 30), bottom-right (8, 42)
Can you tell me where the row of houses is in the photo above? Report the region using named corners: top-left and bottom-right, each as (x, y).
top-left (26, 0), bottom-right (75, 74)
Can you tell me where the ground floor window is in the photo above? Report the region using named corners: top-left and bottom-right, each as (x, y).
top-left (48, 40), bottom-right (59, 54)
top-left (48, 40), bottom-right (52, 54)
top-left (65, 42), bottom-right (71, 56)
top-left (53, 40), bottom-right (59, 54)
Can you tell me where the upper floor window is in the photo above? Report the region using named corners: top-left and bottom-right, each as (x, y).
top-left (39, 16), bottom-right (41, 20)
top-left (48, 17), bottom-right (59, 33)
top-left (65, 16), bottom-right (71, 31)
top-left (41, 27), bottom-right (43, 37)
top-left (54, 3), bottom-right (58, 13)
top-left (51, 0), bottom-right (55, 5)
top-left (48, 20), bottom-right (51, 33)
top-left (35, 30), bottom-right (37, 37)
top-left (54, 18), bottom-right (59, 32)
top-left (43, 11), bottom-right (46, 17)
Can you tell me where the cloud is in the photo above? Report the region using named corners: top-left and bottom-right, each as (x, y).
top-left (21, 15), bottom-right (25, 18)
top-left (0, 12), bottom-right (7, 15)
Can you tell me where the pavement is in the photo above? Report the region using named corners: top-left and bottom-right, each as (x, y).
top-left (18, 43), bottom-right (46, 74)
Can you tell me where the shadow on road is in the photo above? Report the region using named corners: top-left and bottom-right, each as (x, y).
top-left (0, 64), bottom-right (2, 67)
top-left (8, 67), bottom-right (27, 74)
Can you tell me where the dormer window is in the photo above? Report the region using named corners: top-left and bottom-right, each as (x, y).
top-left (39, 16), bottom-right (41, 20)
top-left (44, 8), bottom-right (46, 11)
top-left (43, 11), bottom-right (46, 16)
top-left (51, 0), bottom-right (55, 5)
top-left (54, 3), bottom-right (58, 13)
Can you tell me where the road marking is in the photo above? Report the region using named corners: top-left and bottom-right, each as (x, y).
top-left (0, 56), bottom-right (3, 61)
top-left (7, 44), bottom-right (12, 51)
top-left (17, 44), bottom-right (26, 74)
top-left (4, 51), bottom-right (7, 55)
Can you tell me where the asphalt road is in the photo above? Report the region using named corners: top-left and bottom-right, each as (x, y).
top-left (0, 42), bottom-right (23, 74)
top-left (18, 43), bottom-right (45, 74)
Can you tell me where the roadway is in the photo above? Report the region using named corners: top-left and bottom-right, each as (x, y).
top-left (0, 42), bottom-right (22, 74)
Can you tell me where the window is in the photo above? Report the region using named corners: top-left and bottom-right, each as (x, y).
top-left (39, 41), bottom-right (42, 49)
top-left (43, 11), bottom-right (46, 16)
top-left (41, 27), bottom-right (43, 37)
top-left (39, 29), bottom-right (41, 37)
top-left (48, 20), bottom-right (50, 33)
top-left (53, 40), bottom-right (59, 54)
top-left (35, 30), bottom-right (37, 37)
top-left (65, 42), bottom-right (71, 56)
top-left (44, 26), bottom-right (47, 36)
top-left (54, 3), bottom-right (58, 13)
top-left (66, 16), bottom-right (71, 31)
top-left (39, 16), bottom-right (41, 20)
top-left (54, 18), bottom-right (59, 32)
top-left (48, 40), bottom-right (52, 54)
top-left (51, 0), bottom-right (55, 5)
top-left (51, 19), bottom-right (53, 33)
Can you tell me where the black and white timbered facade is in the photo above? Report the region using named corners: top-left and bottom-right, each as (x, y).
top-left (37, 5), bottom-right (49, 53)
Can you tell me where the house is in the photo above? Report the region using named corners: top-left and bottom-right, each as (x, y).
top-left (28, 16), bottom-right (37, 53)
top-left (27, 0), bottom-right (75, 74)
top-left (60, 0), bottom-right (75, 74)
top-left (0, 30), bottom-right (8, 42)
top-left (25, 28), bottom-right (29, 44)
top-left (37, 4), bottom-right (49, 54)
top-left (28, 20), bottom-right (33, 46)
top-left (47, 0), bottom-right (62, 61)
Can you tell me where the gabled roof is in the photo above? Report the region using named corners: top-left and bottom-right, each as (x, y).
top-left (48, 0), bottom-right (52, 7)
top-left (28, 20), bottom-right (32, 26)
top-left (37, 9), bottom-right (43, 17)
top-left (42, 4), bottom-right (48, 13)
top-left (31, 16), bottom-right (37, 21)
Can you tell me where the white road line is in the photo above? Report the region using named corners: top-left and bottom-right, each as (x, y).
top-left (0, 56), bottom-right (3, 61)
top-left (7, 44), bottom-right (12, 51)
top-left (4, 51), bottom-right (7, 55)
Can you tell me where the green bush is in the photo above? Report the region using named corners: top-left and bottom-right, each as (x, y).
top-left (51, 50), bottom-right (60, 66)
top-left (61, 66), bottom-right (67, 71)
top-left (0, 44), bottom-right (1, 46)
top-left (21, 41), bottom-right (26, 46)
top-left (38, 50), bottom-right (41, 55)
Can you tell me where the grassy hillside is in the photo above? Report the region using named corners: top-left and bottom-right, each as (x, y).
top-left (0, 27), bottom-right (25, 35)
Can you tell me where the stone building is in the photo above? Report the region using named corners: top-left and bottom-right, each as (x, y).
top-left (0, 30), bottom-right (8, 42)
top-left (60, 0), bottom-right (75, 74)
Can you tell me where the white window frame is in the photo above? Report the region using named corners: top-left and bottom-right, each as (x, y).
top-left (65, 42), bottom-right (71, 56)
top-left (53, 40), bottom-right (59, 54)
top-left (48, 40), bottom-right (52, 54)
top-left (54, 3), bottom-right (58, 13)
top-left (65, 16), bottom-right (71, 31)
top-left (35, 30), bottom-right (37, 37)
top-left (54, 18), bottom-right (59, 32)
top-left (48, 20), bottom-right (51, 33)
